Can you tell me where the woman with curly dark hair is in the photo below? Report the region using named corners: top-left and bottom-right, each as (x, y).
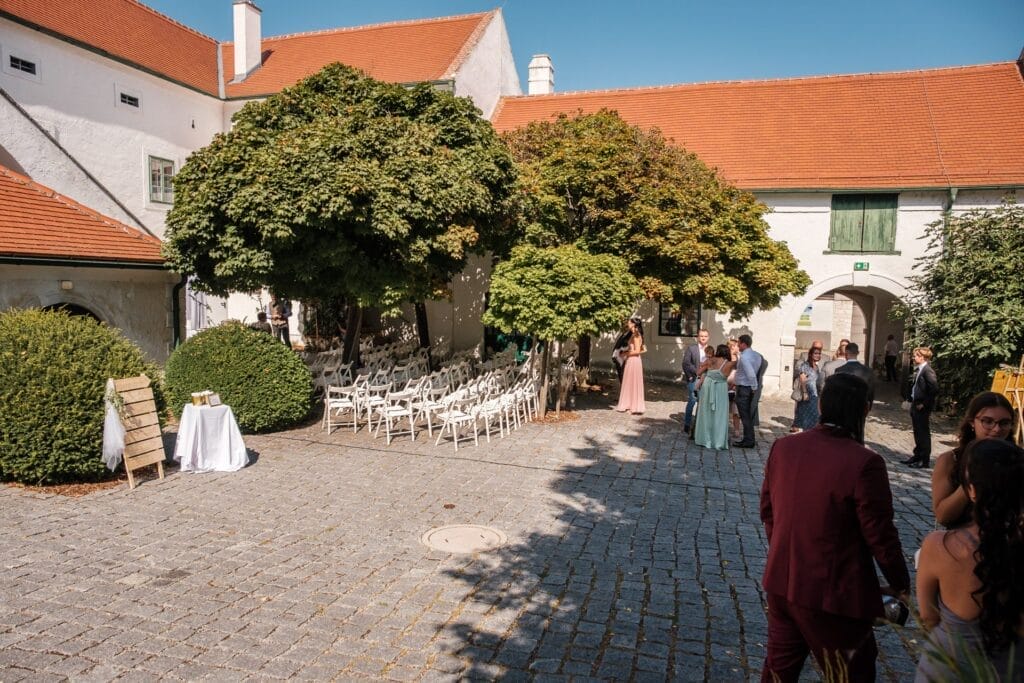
top-left (931, 392), bottom-right (1016, 528)
top-left (915, 438), bottom-right (1024, 681)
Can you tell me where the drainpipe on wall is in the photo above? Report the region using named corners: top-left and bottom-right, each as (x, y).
top-left (171, 274), bottom-right (187, 348)
top-left (941, 187), bottom-right (958, 256)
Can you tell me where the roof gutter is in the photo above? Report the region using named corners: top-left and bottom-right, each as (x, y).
top-left (0, 255), bottom-right (169, 270)
top-left (748, 183), bottom-right (1023, 194)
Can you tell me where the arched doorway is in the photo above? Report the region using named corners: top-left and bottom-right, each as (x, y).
top-left (780, 272), bottom-right (909, 396)
top-left (41, 302), bottom-right (101, 322)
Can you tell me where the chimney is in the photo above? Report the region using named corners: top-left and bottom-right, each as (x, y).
top-left (232, 0), bottom-right (262, 80)
top-left (528, 54), bottom-right (554, 95)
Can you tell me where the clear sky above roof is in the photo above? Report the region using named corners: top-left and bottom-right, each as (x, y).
top-left (143, 0), bottom-right (1024, 92)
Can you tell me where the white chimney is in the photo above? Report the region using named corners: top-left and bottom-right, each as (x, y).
top-left (528, 54), bottom-right (554, 95)
top-left (232, 0), bottom-right (262, 80)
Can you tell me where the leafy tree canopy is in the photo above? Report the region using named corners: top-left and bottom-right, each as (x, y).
top-left (482, 244), bottom-right (641, 341)
top-left (902, 201), bottom-right (1024, 407)
top-left (163, 63), bottom-right (517, 310)
top-left (503, 110), bottom-right (810, 319)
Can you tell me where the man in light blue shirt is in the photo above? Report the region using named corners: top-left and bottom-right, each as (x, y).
top-left (733, 334), bottom-right (763, 448)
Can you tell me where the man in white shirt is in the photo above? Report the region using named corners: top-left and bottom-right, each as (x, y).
top-left (884, 335), bottom-right (900, 382)
top-left (732, 334), bottom-right (763, 448)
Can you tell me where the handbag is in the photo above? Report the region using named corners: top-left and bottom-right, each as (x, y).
top-left (791, 376), bottom-right (807, 402)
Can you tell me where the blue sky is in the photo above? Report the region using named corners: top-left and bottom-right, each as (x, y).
top-left (144, 0), bottom-right (1024, 92)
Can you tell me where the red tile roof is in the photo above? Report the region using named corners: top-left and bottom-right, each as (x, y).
top-left (492, 62), bottom-right (1024, 190)
top-left (222, 11), bottom-right (496, 98)
top-left (0, 0), bottom-right (221, 96)
top-left (0, 165), bottom-right (165, 264)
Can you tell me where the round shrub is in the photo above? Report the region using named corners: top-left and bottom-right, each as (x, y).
top-left (0, 308), bottom-right (165, 485)
top-left (164, 322), bottom-right (311, 432)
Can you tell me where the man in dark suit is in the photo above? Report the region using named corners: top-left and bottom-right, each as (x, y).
top-left (834, 342), bottom-right (874, 407)
top-left (760, 374), bottom-right (910, 682)
top-left (902, 346), bottom-right (939, 468)
top-left (682, 328), bottom-right (710, 432)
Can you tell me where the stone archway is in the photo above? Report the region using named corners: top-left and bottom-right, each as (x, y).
top-left (41, 302), bottom-right (101, 321)
top-left (779, 272), bottom-right (910, 389)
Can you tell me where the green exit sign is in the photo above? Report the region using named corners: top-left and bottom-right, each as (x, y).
top-left (854, 262), bottom-right (870, 271)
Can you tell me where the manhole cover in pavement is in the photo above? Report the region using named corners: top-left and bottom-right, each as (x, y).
top-left (420, 525), bottom-right (507, 553)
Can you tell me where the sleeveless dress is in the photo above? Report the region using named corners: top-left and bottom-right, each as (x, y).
top-left (615, 346), bottom-right (646, 414)
top-left (792, 360), bottom-right (820, 429)
top-left (915, 595), bottom-right (1023, 682)
top-left (694, 368), bottom-right (730, 450)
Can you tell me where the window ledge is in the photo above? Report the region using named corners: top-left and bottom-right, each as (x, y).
top-left (822, 250), bottom-right (901, 256)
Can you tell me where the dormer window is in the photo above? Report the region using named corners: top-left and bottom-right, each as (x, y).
top-left (119, 92), bottom-right (140, 108)
top-left (9, 55), bottom-right (36, 75)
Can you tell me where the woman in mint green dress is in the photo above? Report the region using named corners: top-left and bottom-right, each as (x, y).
top-left (694, 345), bottom-right (736, 450)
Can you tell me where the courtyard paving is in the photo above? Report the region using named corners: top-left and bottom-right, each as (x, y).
top-left (1, 379), bottom-right (949, 681)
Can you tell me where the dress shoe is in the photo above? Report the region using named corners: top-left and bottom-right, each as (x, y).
top-left (732, 441), bottom-right (755, 449)
top-left (901, 457), bottom-right (919, 466)
top-left (909, 461), bottom-right (930, 469)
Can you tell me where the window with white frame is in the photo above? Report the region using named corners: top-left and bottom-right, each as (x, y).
top-left (148, 156), bottom-right (174, 204)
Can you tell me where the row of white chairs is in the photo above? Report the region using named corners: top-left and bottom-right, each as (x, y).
top-left (323, 364), bottom-right (539, 449)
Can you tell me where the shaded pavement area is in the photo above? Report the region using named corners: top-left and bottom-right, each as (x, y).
top-left (1, 379), bottom-right (951, 681)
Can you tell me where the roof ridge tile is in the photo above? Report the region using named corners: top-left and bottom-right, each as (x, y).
top-left (236, 10), bottom-right (493, 44)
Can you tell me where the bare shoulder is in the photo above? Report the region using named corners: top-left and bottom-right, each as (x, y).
top-left (921, 529), bottom-right (975, 565)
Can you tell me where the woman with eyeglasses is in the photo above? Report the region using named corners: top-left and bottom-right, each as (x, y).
top-left (931, 392), bottom-right (1017, 529)
top-left (915, 438), bottom-right (1024, 681)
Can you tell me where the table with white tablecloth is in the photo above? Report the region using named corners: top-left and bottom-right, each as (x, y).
top-left (174, 404), bottom-right (249, 472)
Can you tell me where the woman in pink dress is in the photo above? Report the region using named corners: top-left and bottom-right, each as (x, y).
top-left (615, 317), bottom-right (646, 414)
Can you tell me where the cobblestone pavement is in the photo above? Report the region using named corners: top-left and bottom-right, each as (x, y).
top-left (1, 379), bottom-right (952, 681)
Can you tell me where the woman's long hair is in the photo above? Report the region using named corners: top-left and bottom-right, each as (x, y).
top-left (966, 438), bottom-right (1024, 653)
top-left (817, 374), bottom-right (870, 444)
top-left (629, 316), bottom-right (644, 341)
top-left (715, 344), bottom-right (731, 361)
top-left (950, 392), bottom-right (1016, 489)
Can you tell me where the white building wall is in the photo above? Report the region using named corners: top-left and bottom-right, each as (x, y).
top-left (451, 11), bottom-right (522, 118)
top-left (0, 17), bottom-right (224, 240)
top-left (0, 264), bottom-right (178, 362)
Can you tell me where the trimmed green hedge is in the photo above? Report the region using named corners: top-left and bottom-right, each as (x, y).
top-left (164, 322), bottom-right (311, 432)
top-left (0, 308), bottom-right (164, 485)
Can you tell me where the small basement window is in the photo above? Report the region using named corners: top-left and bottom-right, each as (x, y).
top-left (9, 55), bottom-right (36, 75)
top-left (119, 92), bottom-right (140, 108)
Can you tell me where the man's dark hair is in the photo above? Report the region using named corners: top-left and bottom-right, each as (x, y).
top-left (738, 334), bottom-right (752, 346)
top-left (844, 342), bottom-right (859, 355)
top-left (819, 373), bottom-right (870, 443)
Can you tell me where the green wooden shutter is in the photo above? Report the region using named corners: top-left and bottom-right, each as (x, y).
top-left (829, 195), bottom-right (865, 251)
top-left (861, 194), bottom-right (898, 251)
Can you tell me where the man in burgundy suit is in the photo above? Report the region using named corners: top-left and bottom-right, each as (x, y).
top-left (759, 373), bottom-right (910, 682)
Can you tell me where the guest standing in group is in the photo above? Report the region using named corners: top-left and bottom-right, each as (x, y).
top-left (614, 316), bottom-right (646, 415)
top-left (682, 328), bottom-right (711, 434)
top-left (904, 347), bottom-right (939, 468)
top-left (931, 391), bottom-right (1016, 529)
top-left (760, 374), bottom-right (910, 682)
top-left (268, 294), bottom-right (292, 347)
top-left (790, 346), bottom-right (821, 433)
top-left (834, 342), bottom-right (875, 406)
top-left (884, 334), bottom-right (900, 382)
top-left (915, 438), bottom-right (1024, 681)
top-left (819, 340), bottom-right (849, 391)
top-left (694, 345), bottom-right (736, 450)
top-left (249, 311), bottom-right (273, 335)
top-left (732, 334), bottom-right (763, 448)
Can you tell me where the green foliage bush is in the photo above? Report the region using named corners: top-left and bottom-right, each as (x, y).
top-left (164, 322), bottom-right (311, 432)
top-left (0, 308), bottom-right (164, 485)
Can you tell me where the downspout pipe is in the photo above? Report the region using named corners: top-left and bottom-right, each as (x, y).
top-left (171, 274), bottom-right (188, 348)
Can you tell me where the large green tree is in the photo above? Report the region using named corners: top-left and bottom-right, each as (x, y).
top-left (503, 110), bottom-right (810, 364)
top-left (163, 63), bottom-right (517, 360)
top-left (482, 244), bottom-right (641, 415)
top-left (902, 201), bottom-right (1024, 408)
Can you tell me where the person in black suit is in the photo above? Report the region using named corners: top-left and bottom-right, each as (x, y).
top-left (611, 323), bottom-right (632, 383)
top-left (834, 342), bottom-right (874, 408)
top-left (903, 347), bottom-right (939, 468)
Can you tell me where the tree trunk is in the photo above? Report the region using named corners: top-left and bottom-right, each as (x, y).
top-left (537, 340), bottom-right (551, 420)
top-left (342, 304), bottom-right (362, 366)
top-left (578, 335), bottom-right (591, 369)
top-left (554, 340), bottom-right (563, 417)
top-left (414, 302), bottom-right (433, 371)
